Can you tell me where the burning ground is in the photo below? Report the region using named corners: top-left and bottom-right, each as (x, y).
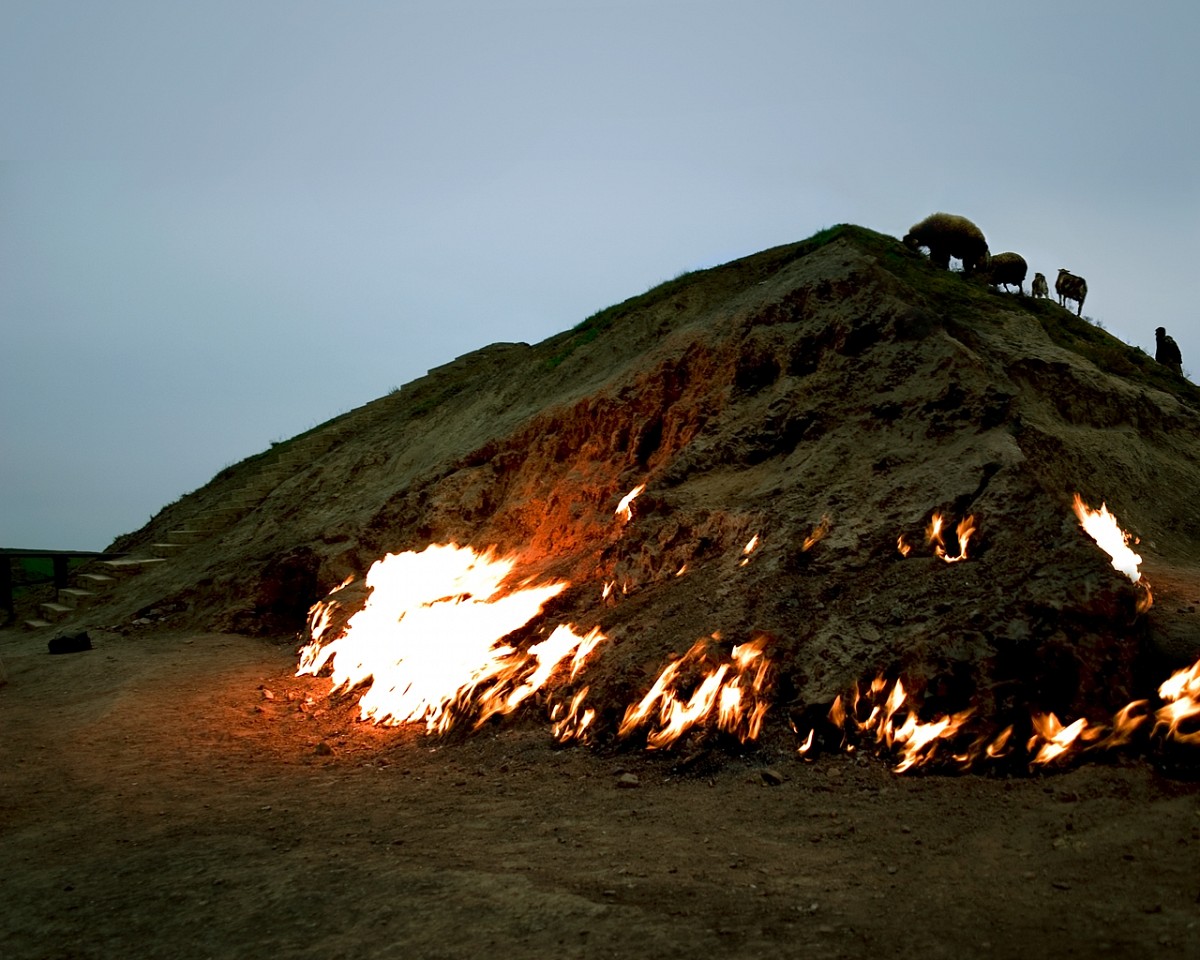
top-left (84, 223), bottom-right (1200, 768)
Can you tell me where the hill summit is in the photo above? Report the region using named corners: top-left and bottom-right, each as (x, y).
top-left (88, 224), bottom-right (1200, 740)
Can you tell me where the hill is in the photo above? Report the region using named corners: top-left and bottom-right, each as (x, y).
top-left (61, 224), bottom-right (1200, 747)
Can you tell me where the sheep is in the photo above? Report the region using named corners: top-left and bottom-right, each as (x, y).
top-left (903, 213), bottom-right (989, 275)
top-left (1031, 272), bottom-right (1049, 298)
top-left (1055, 268), bottom-right (1087, 316)
top-left (981, 252), bottom-right (1028, 294)
top-left (1155, 326), bottom-right (1183, 376)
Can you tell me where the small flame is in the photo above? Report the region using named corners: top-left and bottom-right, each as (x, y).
top-left (615, 484), bottom-right (645, 523)
top-left (925, 512), bottom-right (975, 563)
top-left (739, 534), bottom-right (760, 567)
top-left (1072, 494), bottom-right (1142, 583)
top-left (618, 634), bottom-right (773, 748)
top-left (985, 725), bottom-right (1014, 759)
top-left (826, 674), bottom-right (974, 772)
top-left (897, 535), bottom-right (912, 558)
top-left (550, 687), bottom-right (596, 743)
top-left (802, 516), bottom-right (831, 552)
top-left (1028, 712), bottom-right (1091, 765)
top-left (1155, 660), bottom-right (1200, 745)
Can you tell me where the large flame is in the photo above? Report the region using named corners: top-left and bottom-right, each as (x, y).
top-left (296, 544), bottom-right (602, 732)
top-left (1072, 494), bottom-right (1142, 582)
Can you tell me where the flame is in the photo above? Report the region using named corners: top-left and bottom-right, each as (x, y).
top-left (802, 516), bottom-right (831, 552)
top-left (1028, 713), bottom-right (1092, 765)
top-left (618, 634), bottom-right (773, 748)
top-left (1155, 659), bottom-right (1200, 744)
top-left (739, 534), bottom-right (760, 567)
top-left (1072, 494), bottom-right (1142, 582)
top-left (896, 535), bottom-right (912, 558)
top-left (550, 687), bottom-right (596, 743)
top-left (833, 675), bottom-right (974, 772)
top-left (615, 484), bottom-right (645, 523)
top-left (1095, 699), bottom-right (1149, 750)
top-left (814, 656), bottom-right (1200, 771)
top-left (925, 512), bottom-right (975, 563)
top-left (796, 728), bottom-right (815, 756)
top-left (296, 544), bottom-right (605, 733)
top-left (985, 725), bottom-right (1014, 759)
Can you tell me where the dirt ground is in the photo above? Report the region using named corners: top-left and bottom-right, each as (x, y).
top-left (2, 627), bottom-right (1198, 960)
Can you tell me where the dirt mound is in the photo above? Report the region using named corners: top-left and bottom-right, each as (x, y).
top-left (71, 225), bottom-right (1200, 749)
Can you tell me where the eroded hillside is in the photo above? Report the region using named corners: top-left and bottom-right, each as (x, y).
top-left (73, 225), bottom-right (1200, 740)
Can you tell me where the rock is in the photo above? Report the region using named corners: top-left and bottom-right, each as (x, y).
top-left (48, 631), bottom-right (92, 655)
top-left (615, 772), bottom-right (640, 789)
top-left (314, 742), bottom-right (333, 756)
top-left (759, 767), bottom-right (785, 786)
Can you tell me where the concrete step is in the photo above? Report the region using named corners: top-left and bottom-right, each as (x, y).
top-left (24, 619), bottom-right (52, 630)
top-left (77, 572), bottom-right (117, 588)
top-left (167, 529), bottom-right (209, 544)
top-left (39, 602), bottom-right (73, 619)
top-left (100, 557), bottom-right (169, 574)
top-left (57, 588), bottom-right (95, 608)
top-left (150, 542), bottom-right (186, 557)
top-left (199, 504), bottom-right (247, 519)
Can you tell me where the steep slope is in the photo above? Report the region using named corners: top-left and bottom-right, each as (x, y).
top-left (86, 225), bottom-right (1200, 731)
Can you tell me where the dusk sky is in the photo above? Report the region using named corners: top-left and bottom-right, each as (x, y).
top-left (3, 1), bottom-right (1197, 550)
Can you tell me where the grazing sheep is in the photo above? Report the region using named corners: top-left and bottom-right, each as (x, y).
top-left (1055, 268), bottom-right (1087, 316)
top-left (1156, 326), bottom-right (1183, 375)
top-left (1031, 272), bottom-right (1049, 298)
top-left (903, 213), bottom-right (989, 274)
top-left (981, 252), bottom-right (1028, 294)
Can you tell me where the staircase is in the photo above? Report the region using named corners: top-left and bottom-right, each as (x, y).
top-left (14, 442), bottom-right (325, 631)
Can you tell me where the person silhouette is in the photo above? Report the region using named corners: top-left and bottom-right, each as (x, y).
top-left (1155, 327), bottom-right (1183, 376)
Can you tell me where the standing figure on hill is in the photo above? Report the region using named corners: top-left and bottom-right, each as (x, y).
top-left (1155, 327), bottom-right (1183, 376)
top-left (1055, 268), bottom-right (1087, 316)
top-left (903, 213), bottom-right (989, 274)
top-left (1031, 272), bottom-right (1049, 298)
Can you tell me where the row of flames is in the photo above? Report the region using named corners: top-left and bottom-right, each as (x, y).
top-left (295, 488), bottom-right (1199, 771)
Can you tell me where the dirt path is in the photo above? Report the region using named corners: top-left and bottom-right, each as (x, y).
top-left (1, 627), bottom-right (1198, 960)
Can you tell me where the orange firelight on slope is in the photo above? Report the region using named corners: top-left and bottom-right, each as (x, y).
top-left (618, 634), bottom-right (774, 748)
top-left (296, 544), bottom-right (605, 732)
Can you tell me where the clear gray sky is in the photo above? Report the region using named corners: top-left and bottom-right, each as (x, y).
top-left (3, 1), bottom-right (1197, 550)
